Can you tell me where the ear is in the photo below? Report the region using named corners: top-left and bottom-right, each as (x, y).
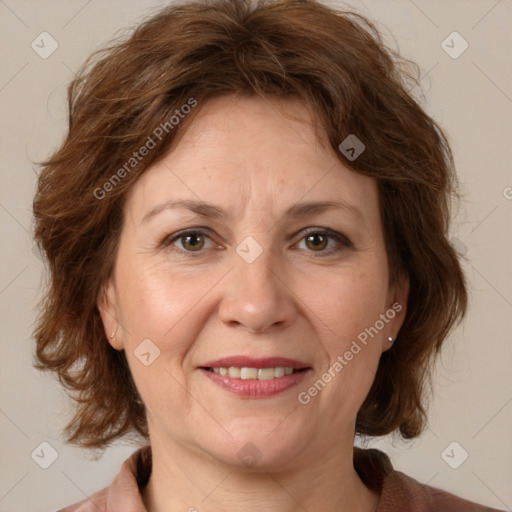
top-left (382, 272), bottom-right (409, 352)
top-left (97, 278), bottom-right (124, 350)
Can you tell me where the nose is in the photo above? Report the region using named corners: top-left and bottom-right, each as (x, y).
top-left (218, 245), bottom-right (298, 334)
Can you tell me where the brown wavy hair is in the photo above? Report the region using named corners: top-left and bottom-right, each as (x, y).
top-left (32, 0), bottom-right (467, 450)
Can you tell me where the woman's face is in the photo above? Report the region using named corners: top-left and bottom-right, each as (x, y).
top-left (99, 94), bottom-right (407, 470)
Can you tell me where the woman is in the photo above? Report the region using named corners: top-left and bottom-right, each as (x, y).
top-left (32, 0), bottom-right (505, 510)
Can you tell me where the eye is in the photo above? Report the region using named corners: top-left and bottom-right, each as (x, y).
top-left (162, 228), bottom-right (218, 255)
top-left (295, 228), bottom-right (352, 257)
top-left (161, 227), bottom-right (352, 258)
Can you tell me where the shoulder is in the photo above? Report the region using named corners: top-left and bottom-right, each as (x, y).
top-left (354, 447), bottom-right (505, 512)
top-left (56, 488), bottom-right (108, 512)
top-left (380, 469), bottom-right (505, 512)
top-left (55, 446), bottom-right (151, 512)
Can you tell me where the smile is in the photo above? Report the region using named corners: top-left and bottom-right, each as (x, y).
top-left (200, 367), bottom-right (311, 398)
top-left (206, 366), bottom-right (303, 380)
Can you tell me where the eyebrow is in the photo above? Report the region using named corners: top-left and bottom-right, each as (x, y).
top-left (141, 199), bottom-right (362, 224)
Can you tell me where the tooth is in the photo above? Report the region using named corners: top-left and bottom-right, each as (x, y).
top-left (215, 366), bottom-right (300, 379)
top-left (258, 368), bottom-right (275, 380)
top-left (241, 367), bottom-right (258, 380)
top-left (228, 367), bottom-right (241, 378)
top-left (274, 367), bottom-right (285, 378)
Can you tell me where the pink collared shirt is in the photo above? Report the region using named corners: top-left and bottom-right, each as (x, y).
top-left (57, 446), bottom-right (505, 511)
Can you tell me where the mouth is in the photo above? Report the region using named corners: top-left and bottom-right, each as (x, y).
top-left (199, 367), bottom-right (311, 398)
top-left (198, 356), bottom-right (312, 397)
top-left (201, 366), bottom-right (309, 380)
top-left (199, 356), bottom-right (311, 380)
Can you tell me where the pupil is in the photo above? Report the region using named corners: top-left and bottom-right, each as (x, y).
top-left (184, 234), bottom-right (203, 250)
top-left (307, 233), bottom-right (327, 250)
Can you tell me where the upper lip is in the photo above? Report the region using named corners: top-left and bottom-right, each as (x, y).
top-left (201, 356), bottom-right (311, 369)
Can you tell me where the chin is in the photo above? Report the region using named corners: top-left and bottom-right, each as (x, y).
top-left (197, 420), bottom-right (311, 471)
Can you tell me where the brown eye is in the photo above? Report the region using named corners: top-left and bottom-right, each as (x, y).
top-left (296, 228), bottom-right (352, 257)
top-left (305, 233), bottom-right (328, 251)
top-left (180, 232), bottom-right (205, 251)
top-left (162, 229), bottom-right (214, 254)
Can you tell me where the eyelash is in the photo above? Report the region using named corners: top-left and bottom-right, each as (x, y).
top-left (161, 227), bottom-right (352, 258)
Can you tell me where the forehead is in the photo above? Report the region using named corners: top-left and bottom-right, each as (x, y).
top-left (182, 94), bottom-right (328, 151)
top-left (124, 94), bottom-right (379, 225)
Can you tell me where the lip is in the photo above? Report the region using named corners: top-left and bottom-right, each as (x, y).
top-left (200, 367), bottom-right (311, 398)
top-left (200, 356), bottom-right (311, 369)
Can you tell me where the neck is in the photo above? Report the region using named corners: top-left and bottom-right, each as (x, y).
top-left (142, 435), bottom-right (380, 512)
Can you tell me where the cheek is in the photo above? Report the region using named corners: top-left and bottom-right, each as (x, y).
top-left (114, 258), bottom-right (227, 372)
top-left (115, 257), bottom-right (192, 339)
top-left (307, 266), bottom-right (388, 397)
top-left (113, 264), bottom-right (202, 419)
top-left (311, 265), bottom-right (389, 339)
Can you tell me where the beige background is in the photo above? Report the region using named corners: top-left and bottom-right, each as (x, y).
top-left (0, 0), bottom-right (511, 511)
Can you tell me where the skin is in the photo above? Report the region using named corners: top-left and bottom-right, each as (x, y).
top-left (98, 94), bottom-right (409, 512)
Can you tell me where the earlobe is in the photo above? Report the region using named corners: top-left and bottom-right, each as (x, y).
top-left (97, 279), bottom-right (123, 350)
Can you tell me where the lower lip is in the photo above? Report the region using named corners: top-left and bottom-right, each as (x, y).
top-left (199, 368), bottom-right (310, 398)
